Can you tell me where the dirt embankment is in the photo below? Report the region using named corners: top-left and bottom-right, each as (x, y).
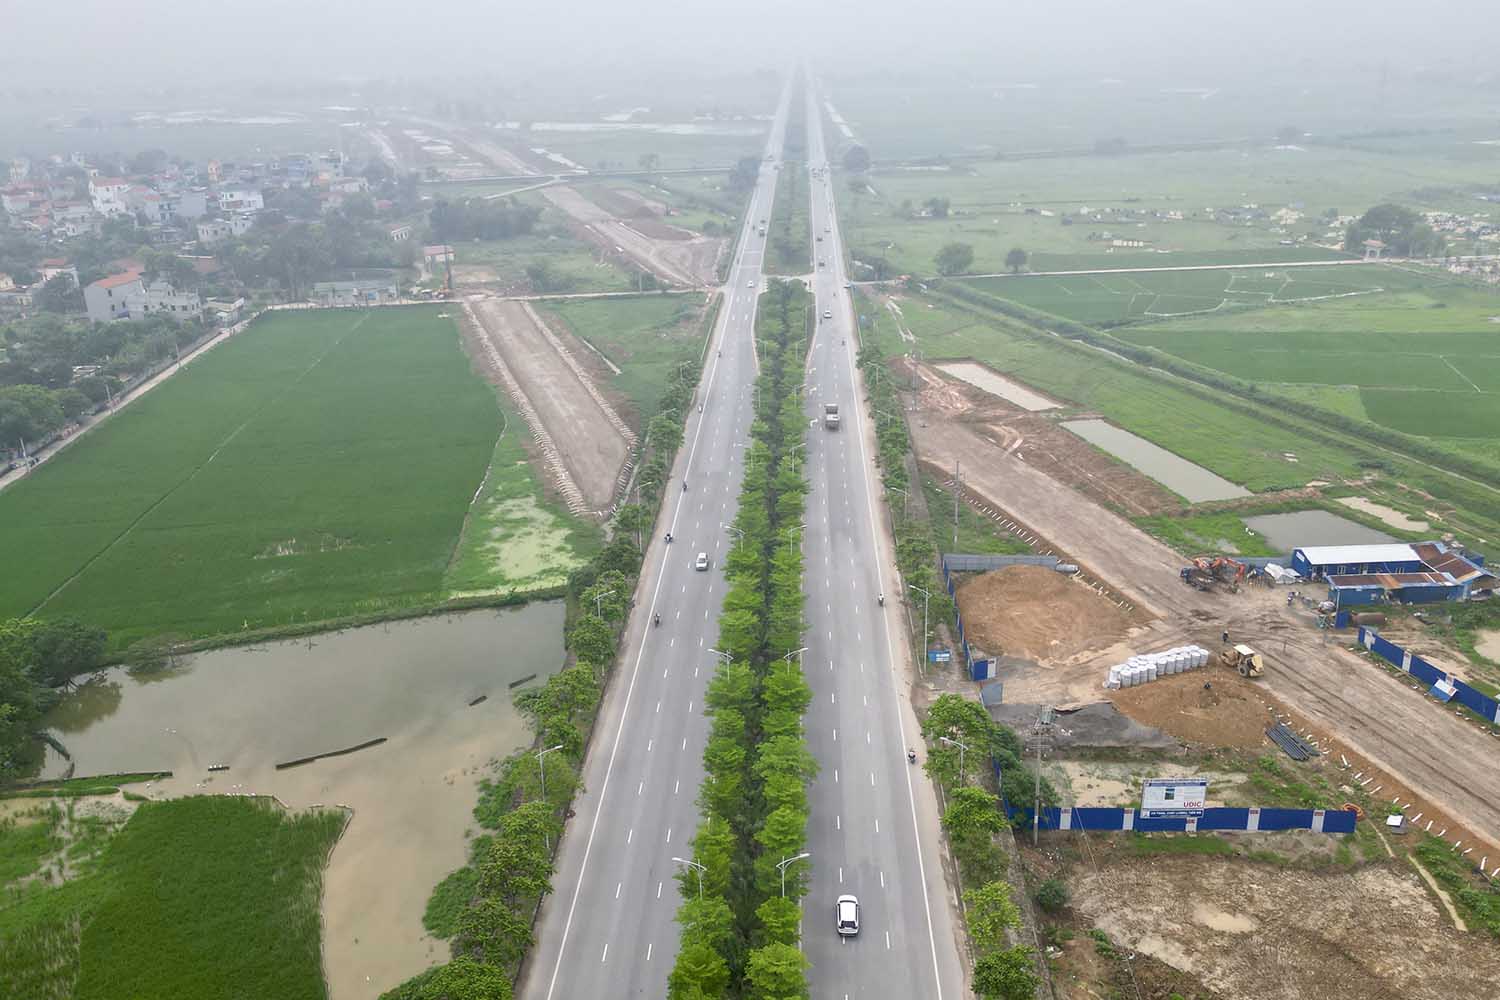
top-left (541, 185), bottom-right (722, 286)
top-left (1071, 857), bottom-right (1496, 1000)
top-left (1109, 668), bottom-right (1276, 749)
top-left (955, 565), bottom-right (1135, 663)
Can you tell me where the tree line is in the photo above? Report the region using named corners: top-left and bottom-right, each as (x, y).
top-left (668, 279), bottom-right (814, 999)
top-left (0, 617), bottom-right (108, 780)
top-left (382, 313), bottom-right (706, 1000)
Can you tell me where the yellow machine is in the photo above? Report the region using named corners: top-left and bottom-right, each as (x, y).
top-left (1220, 644), bottom-right (1265, 678)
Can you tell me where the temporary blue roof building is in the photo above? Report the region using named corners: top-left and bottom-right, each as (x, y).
top-left (1291, 544), bottom-right (1425, 579)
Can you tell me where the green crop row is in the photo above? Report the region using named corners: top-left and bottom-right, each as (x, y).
top-left (668, 279), bottom-right (815, 999)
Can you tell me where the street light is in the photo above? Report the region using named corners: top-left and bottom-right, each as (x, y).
top-left (888, 485), bottom-right (909, 519)
top-left (593, 590), bottom-right (616, 618)
top-left (776, 852), bottom-right (811, 897)
top-left (938, 735), bottom-right (970, 785)
top-left (782, 646), bottom-right (808, 673)
top-left (537, 743), bottom-right (566, 852)
top-left (909, 584), bottom-right (931, 675)
top-left (672, 856), bottom-right (706, 899)
top-left (786, 522), bottom-right (807, 557)
top-left (707, 647), bottom-right (733, 666)
top-left (721, 523), bottom-right (745, 552)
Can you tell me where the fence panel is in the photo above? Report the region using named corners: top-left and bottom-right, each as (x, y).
top-left (1257, 808), bottom-right (1315, 831)
top-left (1200, 807), bottom-right (1251, 830)
top-left (1360, 627), bottom-right (1500, 722)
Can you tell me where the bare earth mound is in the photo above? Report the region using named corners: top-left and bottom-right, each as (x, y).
top-left (1071, 858), bottom-right (1494, 1000)
top-left (1108, 669), bottom-right (1272, 748)
top-left (955, 565), bottom-right (1133, 663)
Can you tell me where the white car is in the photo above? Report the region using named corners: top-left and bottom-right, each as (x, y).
top-left (695, 552), bottom-right (709, 571)
top-left (835, 894), bottom-right (860, 936)
top-left (748, 279), bottom-right (756, 287)
top-left (822, 309), bottom-right (832, 319)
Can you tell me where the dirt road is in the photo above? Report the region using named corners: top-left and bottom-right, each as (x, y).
top-left (542, 186), bottom-right (720, 286)
top-left (906, 376), bottom-right (1500, 856)
top-left (466, 298), bottom-right (631, 511)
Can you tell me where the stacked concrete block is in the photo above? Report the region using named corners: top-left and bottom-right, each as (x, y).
top-left (1104, 645), bottom-right (1211, 689)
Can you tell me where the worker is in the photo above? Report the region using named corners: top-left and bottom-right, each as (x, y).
top-left (1287, 592), bottom-right (1294, 607)
top-left (1221, 629), bottom-right (1230, 645)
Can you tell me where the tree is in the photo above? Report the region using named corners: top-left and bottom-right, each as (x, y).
top-left (678, 895), bottom-right (735, 953)
top-left (668, 943), bottom-right (730, 999)
top-left (743, 942), bottom-right (809, 999)
top-left (934, 242), bottom-right (974, 276)
top-left (942, 786), bottom-right (1006, 841)
top-left (755, 895), bottom-right (801, 946)
top-left (963, 881), bottom-right (1021, 949)
top-left (566, 615), bottom-right (615, 665)
top-left (35, 273), bottom-right (84, 314)
top-left (1004, 247), bottom-right (1028, 274)
top-left (1344, 202), bottom-right (1443, 257)
top-left (0, 384), bottom-right (64, 449)
top-left (382, 957), bottom-right (514, 1000)
top-left (973, 946), bottom-right (1039, 1000)
top-left (924, 196), bottom-right (950, 218)
top-left (842, 144), bottom-right (870, 173)
top-left (729, 156), bottom-right (760, 192)
top-left (638, 152), bottom-right (661, 176)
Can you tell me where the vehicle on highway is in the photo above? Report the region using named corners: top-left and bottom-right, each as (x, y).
top-left (822, 309), bottom-right (832, 319)
top-left (823, 402), bottom-right (840, 430)
top-left (836, 895), bottom-right (860, 936)
top-left (748, 279), bottom-right (756, 287)
top-left (818, 259), bottom-right (826, 268)
top-left (695, 552), bottom-right (709, 571)
top-left (816, 234), bottom-right (824, 242)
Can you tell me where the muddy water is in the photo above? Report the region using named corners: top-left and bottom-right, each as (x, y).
top-left (937, 362), bottom-right (1059, 411)
top-left (38, 605), bottom-right (564, 1000)
top-left (1242, 509), bottom-right (1395, 552)
top-left (1061, 418), bottom-right (1250, 503)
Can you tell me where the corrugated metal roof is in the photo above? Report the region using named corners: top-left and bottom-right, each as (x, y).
top-left (1328, 572), bottom-right (1451, 588)
top-left (1295, 544), bottom-right (1420, 566)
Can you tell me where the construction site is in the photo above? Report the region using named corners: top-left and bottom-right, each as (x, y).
top-left (898, 348), bottom-right (1500, 994)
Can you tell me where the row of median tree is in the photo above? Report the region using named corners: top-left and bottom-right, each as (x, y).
top-left (667, 279), bottom-right (816, 999)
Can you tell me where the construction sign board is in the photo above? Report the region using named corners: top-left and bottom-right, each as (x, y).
top-left (1140, 777), bottom-right (1209, 818)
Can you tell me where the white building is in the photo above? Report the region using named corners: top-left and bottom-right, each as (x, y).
top-left (217, 186), bottom-right (263, 214)
top-left (84, 270), bottom-right (200, 323)
top-left (89, 176), bottom-right (132, 216)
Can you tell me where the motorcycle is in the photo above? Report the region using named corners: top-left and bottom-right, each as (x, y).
top-left (906, 749), bottom-right (917, 765)
top-left (653, 613), bottom-right (661, 628)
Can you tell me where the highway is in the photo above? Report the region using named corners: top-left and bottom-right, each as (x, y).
top-left (797, 77), bottom-right (967, 998)
top-left (521, 80), bottom-right (793, 1000)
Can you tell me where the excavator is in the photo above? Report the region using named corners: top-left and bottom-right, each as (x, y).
top-left (1180, 555), bottom-right (1248, 593)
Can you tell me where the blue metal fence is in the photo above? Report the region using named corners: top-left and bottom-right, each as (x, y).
top-left (1358, 627), bottom-right (1500, 724)
top-left (1004, 804), bottom-right (1356, 834)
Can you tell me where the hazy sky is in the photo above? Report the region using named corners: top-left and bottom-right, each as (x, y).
top-left (3, 0), bottom-right (1497, 94)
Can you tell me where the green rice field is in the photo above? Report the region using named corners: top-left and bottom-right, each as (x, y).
top-left (0, 307), bottom-right (581, 648)
top-left (0, 794), bottom-right (343, 1000)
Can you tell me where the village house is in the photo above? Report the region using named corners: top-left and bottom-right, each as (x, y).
top-left (88, 176), bottom-right (132, 216)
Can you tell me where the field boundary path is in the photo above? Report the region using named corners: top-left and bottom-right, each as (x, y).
top-left (519, 302), bottom-right (637, 445)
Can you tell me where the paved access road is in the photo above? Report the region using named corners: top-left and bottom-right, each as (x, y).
top-left (521, 81), bottom-right (793, 1000)
top-left (797, 77), bottom-right (967, 999)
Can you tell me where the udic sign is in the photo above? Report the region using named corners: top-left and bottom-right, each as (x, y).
top-left (1140, 777), bottom-right (1209, 818)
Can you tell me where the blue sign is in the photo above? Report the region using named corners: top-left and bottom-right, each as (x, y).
top-left (927, 648), bottom-right (951, 663)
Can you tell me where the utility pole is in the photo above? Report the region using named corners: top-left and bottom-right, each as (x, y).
top-left (953, 459), bottom-right (962, 548)
top-left (1026, 709), bottom-right (1055, 847)
top-left (593, 590), bottom-right (616, 618)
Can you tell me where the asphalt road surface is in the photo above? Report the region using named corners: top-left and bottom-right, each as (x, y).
top-left (521, 81), bottom-right (793, 1000)
top-left (798, 78), bottom-right (966, 999)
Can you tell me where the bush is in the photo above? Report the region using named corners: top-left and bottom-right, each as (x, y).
top-left (1034, 877), bottom-right (1069, 913)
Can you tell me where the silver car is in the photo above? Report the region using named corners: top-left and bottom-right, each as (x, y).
top-left (695, 552), bottom-right (709, 571)
top-left (835, 894), bottom-right (860, 936)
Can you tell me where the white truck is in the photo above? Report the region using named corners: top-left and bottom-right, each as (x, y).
top-left (824, 402), bottom-right (840, 430)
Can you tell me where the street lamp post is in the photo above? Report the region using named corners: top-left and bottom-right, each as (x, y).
top-left (721, 523), bottom-right (745, 553)
top-left (707, 647), bottom-right (733, 666)
top-left (938, 735), bottom-right (970, 785)
top-left (536, 743), bottom-right (565, 851)
top-left (888, 485), bottom-right (908, 520)
top-left (782, 646), bottom-right (808, 674)
top-left (672, 856), bottom-right (707, 899)
top-left (787, 522), bottom-right (807, 557)
top-left (909, 584), bottom-right (931, 675)
top-left (776, 852), bottom-right (811, 897)
top-left (593, 590), bottom-right (616, 618)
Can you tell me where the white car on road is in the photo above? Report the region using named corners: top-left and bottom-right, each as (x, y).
top-left (835, 894), bottom-right (860, 936)
top-left (695, 552), bottom-right (709, 571)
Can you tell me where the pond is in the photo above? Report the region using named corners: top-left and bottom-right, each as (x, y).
top-left (1061, 419), bottom-right (1250, 503)
top-left (1242, 510), bottom-right (1395, 552)
top-left (40, 604), bottom-right (565, 1000)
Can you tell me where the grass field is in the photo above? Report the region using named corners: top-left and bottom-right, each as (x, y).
top-left (539, 292), bottom-right (712, 425)
top-left (875, 292), bottom-right (1365, 492)
top-left (1116, 271), bottom-right (1500, 447)
top-left (963, 262), bottom-right (1401, 326)
top-left (517, 126), bottom-right (766, 173)
top-left (0, 795), bottom-right (343, 1000)
top-left (839, 139), bottom-right (1500, 276)
top-left (0, 307), bottom-right (583, 649)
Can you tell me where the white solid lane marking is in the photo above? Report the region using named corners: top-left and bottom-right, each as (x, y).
top-left (647, 739), bottom-right (653, 752)
top-left (616, 882), bottom-right (622, 899)
top-left (646, 942), bottom-right (653, 962)
top-left (666, 827), bottom-right (672, 843)
top-left (627, 828), bottom-right (633, 843)
top-left (601, 944), bottom-right (608, 963)
top-left (675, 779), bottom-right (680, 794)
top-left (834, 769), bottom-right (839, 783)
top-left (638, 781), bottom-right (644, 795)
top-left (657, 881), bottom-right (663, 899)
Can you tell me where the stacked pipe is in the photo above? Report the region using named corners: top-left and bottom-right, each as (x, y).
top-left (1103, 645), bottom-right (1210, 689)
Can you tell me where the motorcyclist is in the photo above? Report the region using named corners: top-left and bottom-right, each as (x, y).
top-left (878, 593), bottom-right (885, 606)
top-left (653, 613), bottom-right (661, 627)
top-left (665, 531), bottom-right (673, 543)
top-left (907, 748), bottom-right (917, 764)
top-left (683, 481), bottom-right (688, 492)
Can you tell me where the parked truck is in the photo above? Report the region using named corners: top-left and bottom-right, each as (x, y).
top-left (823, 402), bottom-right (840, 430)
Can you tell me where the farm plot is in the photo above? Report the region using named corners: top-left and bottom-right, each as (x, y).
top-left (966, 264), bottom-right (1394, 326)
top-left (1119, 275), bottom-right (1500, 443)
top-left (0, 307), bottom-right (551, 649)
